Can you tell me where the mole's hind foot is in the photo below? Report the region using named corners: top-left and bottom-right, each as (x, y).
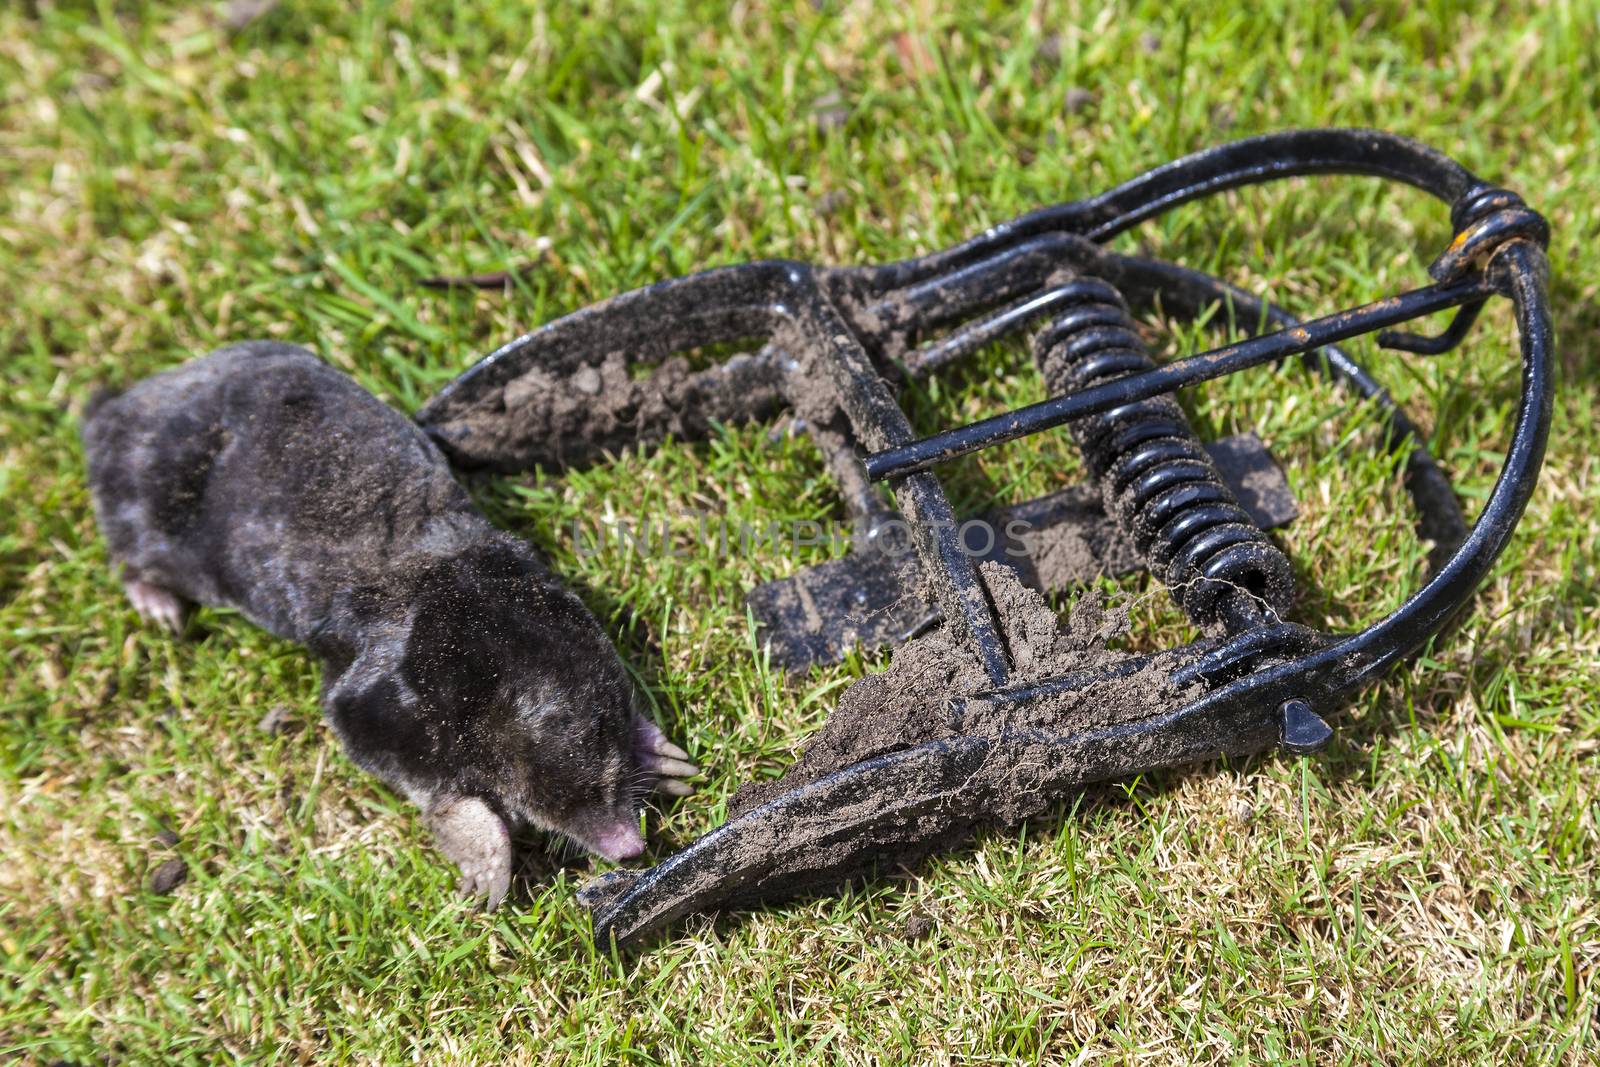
top-left (124, 578), bottom-right (188, 633)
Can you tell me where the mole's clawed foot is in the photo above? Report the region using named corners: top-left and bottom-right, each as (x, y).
top-left (425, 795), bottom-right (512, 910)
top-left (633, 714), bottom-right (699, 798)
top-left (124, 578), bottom-right (188, 633)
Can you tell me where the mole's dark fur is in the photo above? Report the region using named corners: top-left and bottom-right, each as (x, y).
top-left (81, 342), bottom-right (696, 907)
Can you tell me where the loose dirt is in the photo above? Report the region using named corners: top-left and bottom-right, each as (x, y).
top-left (147, 857), bottom-right (187, 895)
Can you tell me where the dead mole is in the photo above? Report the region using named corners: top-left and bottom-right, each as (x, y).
top-left (81, 340), bottom-right (696, 908)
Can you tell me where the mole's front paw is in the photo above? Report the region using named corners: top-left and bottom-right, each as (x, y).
top-left (124, 578), bottom-right (188, 633)
top-left (633, 714), bottom-right (700, 797)
top-left (425, 795), bottom-right (512, 910)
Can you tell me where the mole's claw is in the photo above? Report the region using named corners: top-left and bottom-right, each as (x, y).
top-left (656, 778), bottom-right (694, 797)
top-left (125, 578), bottom-right (187, 634)
top-left (459, 865), bottom-right (511, 911)
top-left (633, 715), bottom-right (691, 762)
top-left (652, 738), bottom-right (691, 761)
top-left (643, 755), bottom-right (699, 778)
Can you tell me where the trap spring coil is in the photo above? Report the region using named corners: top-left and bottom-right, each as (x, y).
top-left (1032, 276), bottom-right (1294, 630)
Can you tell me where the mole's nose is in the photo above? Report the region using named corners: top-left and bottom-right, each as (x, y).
top-left (590, 822), bottom-right (645, 862)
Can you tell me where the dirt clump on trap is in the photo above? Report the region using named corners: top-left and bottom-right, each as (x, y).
top-left (730, 562), bottom-right (1196, 822)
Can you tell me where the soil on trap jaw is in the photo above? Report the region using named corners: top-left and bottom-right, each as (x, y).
top-left (728, 562), bottom-right (1199, 823)
top-left (422, 344), bottom-right (786, 470)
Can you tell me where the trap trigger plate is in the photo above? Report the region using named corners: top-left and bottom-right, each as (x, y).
top-left (747, 432), bottom-right (1298, 671)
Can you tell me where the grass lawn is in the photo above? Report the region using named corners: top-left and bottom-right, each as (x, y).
top-left (2, 1), bottom-right (1597, 1062)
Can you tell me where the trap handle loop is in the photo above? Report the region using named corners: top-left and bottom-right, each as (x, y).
top-left (1379, 186), bottom-right (1549, 355)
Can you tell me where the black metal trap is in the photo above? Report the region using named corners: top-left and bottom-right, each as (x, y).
top-left (415, 129), bottom-right (1553, 948)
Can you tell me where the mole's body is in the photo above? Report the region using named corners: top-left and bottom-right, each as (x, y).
top-left (81, 341), bottom-right (694, 907)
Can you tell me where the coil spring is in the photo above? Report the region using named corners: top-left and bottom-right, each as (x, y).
top-left (1032, 277), bottom-right (1294, 630)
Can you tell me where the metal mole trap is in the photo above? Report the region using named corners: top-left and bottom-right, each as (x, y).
top-left (415, 129), bottom-right (1553, 949)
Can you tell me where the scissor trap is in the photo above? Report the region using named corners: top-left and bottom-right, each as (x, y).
top-left (415, 128), bottom-right (1553, 949)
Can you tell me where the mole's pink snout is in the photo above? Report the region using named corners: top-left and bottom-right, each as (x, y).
top-left (588, 821), bottom-right (645, 862)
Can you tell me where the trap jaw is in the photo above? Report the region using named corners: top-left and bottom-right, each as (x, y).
top-left (415, 129), bottom-right (1553, 949)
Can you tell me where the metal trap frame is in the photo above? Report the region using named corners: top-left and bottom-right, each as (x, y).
top-left (415, 129), bottom-right (1552, 949)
